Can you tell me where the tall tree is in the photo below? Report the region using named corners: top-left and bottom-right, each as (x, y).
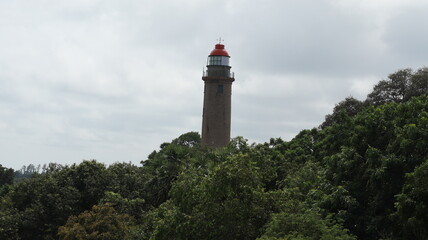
top-left (320, 97), bottom-right (364, 128)
top-left (0, 164), bottom-right (14, 187)
top-left (141, 132), bottom-right (202, 208)
top-left (366, 68), bottom-right (412, 106)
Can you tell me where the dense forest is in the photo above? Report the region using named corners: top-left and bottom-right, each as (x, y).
top-left (0, 67), bottom-right (427, 240)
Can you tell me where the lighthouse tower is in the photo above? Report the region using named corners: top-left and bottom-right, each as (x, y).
top-left (201, 42), bottom-right (235, 147)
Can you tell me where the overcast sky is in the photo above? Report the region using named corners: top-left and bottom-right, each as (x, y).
top-left (1, 0), bottom-right (427, 169)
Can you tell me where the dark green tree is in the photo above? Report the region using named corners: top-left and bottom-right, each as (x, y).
top-left (366, 68), bottom-right (412, 106)
top-left (366, 67), bottom-right (428, 106)
top-left (394, 159), bottom-right (428, 240)
top-left (317, 95), bottom-right (428, 239)
top-left (1, 173), bottom-right (80, 240)
top-left (0, 164), bottom-right (14, 188)
top-left (320, 97), bottom-right (364, 129)
top-left (141, 132), bottom-right (202, 208)
top-left (147, 154), bottom-right (270, 240)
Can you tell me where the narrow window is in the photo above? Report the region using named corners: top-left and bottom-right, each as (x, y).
top-left (217, 84), bottom-right (224, 94)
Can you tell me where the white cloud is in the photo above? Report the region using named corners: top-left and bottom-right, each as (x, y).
top-left (0, 0), bottom-right (427, 169)
top-left (349, 76), bottom-right (380, 100)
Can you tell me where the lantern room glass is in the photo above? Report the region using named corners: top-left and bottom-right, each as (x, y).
top-left (207, 56), bottom-right (230, 66)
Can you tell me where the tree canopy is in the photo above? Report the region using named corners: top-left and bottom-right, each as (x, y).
top-left (0, 67), bottom-right (427, 240)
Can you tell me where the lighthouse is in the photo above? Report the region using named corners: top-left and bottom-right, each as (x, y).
top-left (201, 42), bottom-right (235, 147)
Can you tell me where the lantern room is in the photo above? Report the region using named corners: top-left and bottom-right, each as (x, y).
top-left (207, 44), bottom-right (230, 66)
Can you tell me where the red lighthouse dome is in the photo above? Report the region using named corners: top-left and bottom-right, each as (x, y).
top-left (209, 44), bottom-right (230, 57)
top-left (207, 43), bottom-right (230, 66)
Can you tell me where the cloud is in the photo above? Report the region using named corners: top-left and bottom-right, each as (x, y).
top-left (382, 5), bottom-right (428, 66)
top-left (0, 0), bottom-right (427, 169)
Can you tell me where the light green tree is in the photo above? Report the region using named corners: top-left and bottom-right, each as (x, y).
top-left (58, 204), bottom-right (137, 240)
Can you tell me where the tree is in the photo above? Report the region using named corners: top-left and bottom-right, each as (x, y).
top-left (258, 209), bottom-right (355, 240)
top-left (394, 159), bottom-right (428, 240)
top-left (99, 191), bottom-right (146, 223)
top-left (106, 162), bottom-right (146, 200)
top-left (320, 97), bottom-right (364, 129)
top-left (317, 95), bottom-right (428, 239)
top-left (141, 132), bottom-right (202, 208)
top-left (60, 160), bottom-right (111, 210)
top-left (406, 67), bottom-right (428, 100)
top-left (0, 164), bottom-right (14, 187)
top-left (0, 203), bottom-right (21, 240)
top-left (187, 154), bottom-right (269, 240)
top-left (171, 131), bottom-right (201, 147)
top-left (147, 154), bottom-right (270, 240)
top-left (366, 69), bottom-right (412, 106)
top-left (1, 174), bottom-right (81, 240)
top-left (365, 67), bottom-right (428, 106)
top-left (58, 204), bottom-right (137, 240)
top-left (0, 160), bottom-right (119, 240)
top-left (0, 67), bottom-right (427, 240)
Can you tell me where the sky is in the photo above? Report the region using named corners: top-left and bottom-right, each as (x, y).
top-left (1, 0), bottom-right (427, 170)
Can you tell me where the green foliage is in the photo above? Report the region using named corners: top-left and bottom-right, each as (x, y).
top-left (367, 68), bottom-right (412, 106)
top-left (188, 154), bottom-right (268, 240)
top-left (394, 159), bottom-right (428, 239)
top-left (1, 173), bottom-right (81, 239)
top-left (0, 164), bottom-right (14, 187)
top-left (366, 67), bottom-right (428, 106)
top-left (147, 154), bottom-right (270, 240)
top-left (321, 67), bottom-right (427, 129)
top-left (1, 68), bottom-right (427, 240)
top-left (62, 160), bottom-right (111, 210)
top-left (407, 67), bottom-right (428, 97)
top-left (258, 209), bottom-right (355, 240)
top-left (0, 205), bottom-right (21, 240)
top-left (100, 192), bottom-right (146, 223)
top-left (171, 131), bottom-right (201, 147)
top-left (316, 95), bottom-right (428, 239)
top-left (0, 160), bottom-right (148, 240)
top-left (58, 204), bottom-right (137, 240)
top-left (321, 97), bottom-right (364, 129)
top-left (141, 132), bottom-right (202, 208)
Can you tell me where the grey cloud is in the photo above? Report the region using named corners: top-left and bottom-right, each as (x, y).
top-left (1, 0), bottom-right (427, 169)
top-left (383, 6), bottom-right (428, 65)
